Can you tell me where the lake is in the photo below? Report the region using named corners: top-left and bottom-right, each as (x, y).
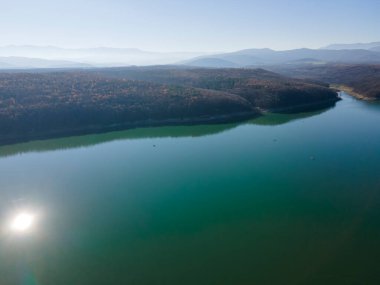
top-left (0, 92), bottom-right (380, 285)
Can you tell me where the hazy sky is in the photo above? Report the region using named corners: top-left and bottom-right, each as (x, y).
top-left (1, 0), bottom-right (379, 52)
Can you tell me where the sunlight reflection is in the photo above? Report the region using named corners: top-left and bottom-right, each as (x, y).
top-left (9, 212), bottom-right (35, 233)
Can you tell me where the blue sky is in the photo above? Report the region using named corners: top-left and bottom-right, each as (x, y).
top-left (1, 0), bottom-right (379, 52)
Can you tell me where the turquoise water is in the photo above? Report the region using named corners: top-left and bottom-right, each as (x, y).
top-left (0, 92), bottom-right (380, 284)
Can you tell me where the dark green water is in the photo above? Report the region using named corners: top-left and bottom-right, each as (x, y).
top-left (0, 92), bottom-right (380, 285)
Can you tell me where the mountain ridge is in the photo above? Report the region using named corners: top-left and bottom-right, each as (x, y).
top-left (183, 48), bottom-right (380, 68)
top-left (1, 43), bottom-right (380, 69)
top-left (322, 42), bottom-right (380, 50)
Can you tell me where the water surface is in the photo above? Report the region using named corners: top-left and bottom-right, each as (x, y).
top-left (0, 92), bottom-right (380, 284)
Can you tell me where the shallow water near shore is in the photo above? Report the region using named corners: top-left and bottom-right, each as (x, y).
top-left (0, 92), bottom-right (380, 284)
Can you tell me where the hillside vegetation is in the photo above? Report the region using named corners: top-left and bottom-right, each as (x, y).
top-left (269, 64), bottom-right (380, 100)
top-left (0, 68), bottom-right (339, 144)
top-left (93, 67), bottom-right (339, 111)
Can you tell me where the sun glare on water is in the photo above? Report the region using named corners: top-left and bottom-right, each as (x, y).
top-left (10, 212), bottom-right (35, 233)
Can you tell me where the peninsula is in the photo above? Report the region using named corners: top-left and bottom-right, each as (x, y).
top-left (0, 67), bottom-right (339, 145)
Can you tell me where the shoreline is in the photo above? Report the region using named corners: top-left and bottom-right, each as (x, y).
top-left (331, 84), bottom-right (377, 101)
top-left (0, 96), bottom-right (340, 147)
top-left (0, 111), bottom-right (259, 146)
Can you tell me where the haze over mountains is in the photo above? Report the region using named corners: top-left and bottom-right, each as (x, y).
top-left (0, 42), bottom-right (380, 69)
top-left (322, 41), bottom-right (380, 50)
top-left (184, 42), bottom-right (380, 68)
top-left (0, 46), bottom-right (206, 68)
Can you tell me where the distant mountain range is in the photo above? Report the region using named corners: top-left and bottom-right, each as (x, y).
top-left (0, 42), bottom-right (380, 69)
top-left (370, 46), bottom-right (380, 52)
top-left (322, 41), bottom-right (380, 50)
top-left (0, 56), bottom-right (91, 69)
top-left (0, 45), bottom-right (206, 68)
top-left (183, 47), bottom-right (380, 68)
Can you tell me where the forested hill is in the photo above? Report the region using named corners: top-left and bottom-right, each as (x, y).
top-left (92, 67), bottom-right (339, 111)
top-left (0, 68), bottom-right (339, 144)
top-left (268, 64), bottom-right (380, 100)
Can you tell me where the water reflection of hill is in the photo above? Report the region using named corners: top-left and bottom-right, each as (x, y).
top-left (0, 123), bottom-right (240, 158)
top-left (0, 106), bottom-right (334, 158)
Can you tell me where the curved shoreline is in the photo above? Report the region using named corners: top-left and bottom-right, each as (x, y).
top-left (0, 111), bottom-right (259, 146)
top-left (331, 84), bottom-right (377, 101)
top-left (0, 96), bottom-right (341, 147)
